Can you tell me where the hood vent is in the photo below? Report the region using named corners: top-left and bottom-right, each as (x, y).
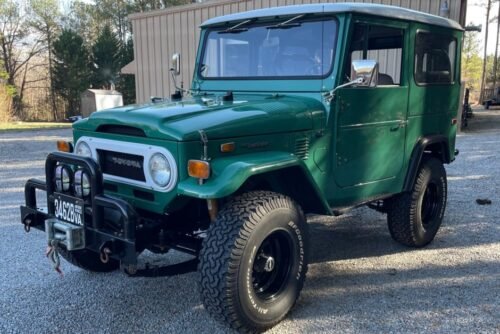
top-left (97, 125), bottom-right (146, 137)
top-left (295, 138), bottom-right (310, 160)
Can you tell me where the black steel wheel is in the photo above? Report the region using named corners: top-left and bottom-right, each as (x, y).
top-left (387, 157), bottom-right (447, 247)
top-left (252, 230), bottom-right (294, 301)
top-left (199, 191), bottom-right (309, 333)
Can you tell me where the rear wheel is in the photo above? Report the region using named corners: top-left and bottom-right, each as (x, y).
top-left (387, 157), bottom-right (447, 247)
top-left (199, 191), bottom-right (309, 333)
top-left (59, 247), bottom-right (119, 272)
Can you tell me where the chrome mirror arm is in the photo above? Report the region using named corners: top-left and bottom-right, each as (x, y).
top-left (323, 77), bottom-right (364, 103)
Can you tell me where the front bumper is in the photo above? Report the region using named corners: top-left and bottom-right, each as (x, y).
top-left (20, 152), bottom-right (139, 266)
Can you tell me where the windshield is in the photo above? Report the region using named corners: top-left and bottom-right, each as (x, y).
top-left (199, 18), bottom-right (338, 79)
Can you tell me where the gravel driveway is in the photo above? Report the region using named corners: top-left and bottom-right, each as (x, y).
top-left (0, 119), bottom-right (499, 333)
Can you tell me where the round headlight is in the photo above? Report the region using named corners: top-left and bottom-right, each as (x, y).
top-left (55, 165), bottom-right (72, 192)
top-left (75, 141), bottom-right (92, 157)
top-left (149, 153), bottom-right (171, 187)
top-left (74, 169), bottom-right (91, 197)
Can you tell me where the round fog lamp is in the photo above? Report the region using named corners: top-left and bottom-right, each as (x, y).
top-left (55, 165), bottom-right (72, 192)
top-left (74, 169), bottom-right (91, 197)
top-left (75, 141), bottom-right (92, 158)
top-left (149, 153), bottom-right (171, 187)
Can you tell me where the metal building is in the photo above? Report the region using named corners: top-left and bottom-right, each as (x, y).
top-left (125, 0), bottom-right (467, 103)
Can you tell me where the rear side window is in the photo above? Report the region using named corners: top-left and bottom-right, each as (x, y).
top-left (414, 32), bottom-right (456, 85)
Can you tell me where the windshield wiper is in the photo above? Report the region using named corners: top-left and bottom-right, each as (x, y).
top-left (266, 14), bottom-right (305, 29)
top-left (219, 19), bottom-right (254, 34)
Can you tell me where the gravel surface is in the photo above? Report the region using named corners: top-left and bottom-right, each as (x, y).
top-left (0, 118), bottom-right (499, 334)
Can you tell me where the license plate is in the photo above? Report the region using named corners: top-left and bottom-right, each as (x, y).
top-left (53, 193), bottom-right (84, 226)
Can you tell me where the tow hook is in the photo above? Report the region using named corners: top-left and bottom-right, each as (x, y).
top-left (99, 241), bottom-right (115, 264)
top-left (22, 214), bottom-right (33, 233)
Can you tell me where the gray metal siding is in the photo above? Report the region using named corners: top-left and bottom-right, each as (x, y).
top-left (130, 0), bottom-right (464, 103)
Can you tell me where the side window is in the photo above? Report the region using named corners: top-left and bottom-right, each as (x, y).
top-left (347, 24), bottom-right (404, 85)
top-left (414, 32), bottom-right (457, 85)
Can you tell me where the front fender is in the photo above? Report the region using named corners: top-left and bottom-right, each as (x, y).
top-left (177, 151), bottom-right (330, 214)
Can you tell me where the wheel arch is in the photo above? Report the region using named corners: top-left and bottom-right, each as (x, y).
top-left (239, 166), bottom-right (331, 215)
top-left (404, 135), bottom-right (450, 192)
top-left (177, 152), bottom-right (331, 215)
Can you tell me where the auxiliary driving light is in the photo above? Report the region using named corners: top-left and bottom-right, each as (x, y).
top-left (74, 169), bottom-right (91, 197)
top-left (55, 165), bottom-right (72, 192)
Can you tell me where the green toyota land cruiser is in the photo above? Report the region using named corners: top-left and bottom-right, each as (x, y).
top-left (20, 3), bottom-right (462, 332)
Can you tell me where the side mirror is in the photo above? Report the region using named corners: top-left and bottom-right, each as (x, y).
top-left (351, 60), bottom-right (379, 87)
top-left (171, 53), bottom-right (181, 76)
top-left (323, 59), bottom-right (379, 103)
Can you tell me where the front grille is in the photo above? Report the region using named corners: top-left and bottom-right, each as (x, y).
top-left (97, 150), bottom-right (146, 182)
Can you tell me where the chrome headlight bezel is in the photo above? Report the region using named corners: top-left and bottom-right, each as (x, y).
top-left (75, 140), bottom-right (92, 158)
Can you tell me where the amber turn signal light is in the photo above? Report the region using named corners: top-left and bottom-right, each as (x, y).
top-left (57, 140), bottom-right (73, 153)
top-left (220, 142), bottom-right (235, 153)
top-left (188, 160), bottom-right (210, 179)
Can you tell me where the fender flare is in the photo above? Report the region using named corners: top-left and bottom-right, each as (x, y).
top-left (177, 151), bottom-right (331, 215)
top-left (403, 135), bottom-right (450, 192)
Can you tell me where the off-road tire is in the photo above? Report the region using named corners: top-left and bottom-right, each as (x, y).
top-left (387, 157), bottom-right (447, 247)
top-left (199, 191), bottom-right (309, 333)
top-left (58, 247), bottom-right (119, 272)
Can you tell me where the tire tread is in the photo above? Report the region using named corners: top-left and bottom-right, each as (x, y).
top-left (199, 191), bottom-right (307, 333)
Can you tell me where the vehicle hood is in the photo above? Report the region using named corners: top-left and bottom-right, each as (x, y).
top-left (74, 94), bottom-right (326, 141)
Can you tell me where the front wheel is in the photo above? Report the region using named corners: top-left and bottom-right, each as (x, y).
top-left (387, 157), bottom-right (447, 247)
top-left (199, 191), bottom-right (309, 333)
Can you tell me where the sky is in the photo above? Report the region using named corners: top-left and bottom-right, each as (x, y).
top-left (466, 1), bottom-right (500, 54)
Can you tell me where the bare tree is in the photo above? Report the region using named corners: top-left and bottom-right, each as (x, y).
top-left (492, 1), bottom-right (500, 90)
top-left (480, 0), bottom-right (493, 104)
top-left (0, 0), bottom-right (45, 116)
top-left (29, 0), bottom-right (61, 120)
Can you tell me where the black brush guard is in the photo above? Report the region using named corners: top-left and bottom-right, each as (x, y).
top-left (20, 152), bottom-right (138, 266)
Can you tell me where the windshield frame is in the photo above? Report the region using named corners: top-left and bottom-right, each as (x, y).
top-left (197, 16), bottom-right (339, 81)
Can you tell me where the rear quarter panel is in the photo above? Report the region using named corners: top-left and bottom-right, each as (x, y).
top-left (405, 23), bottom-right (462, 163)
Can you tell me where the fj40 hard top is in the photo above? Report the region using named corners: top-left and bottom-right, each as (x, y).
top-left (20, 3), bottom-right (462, 332)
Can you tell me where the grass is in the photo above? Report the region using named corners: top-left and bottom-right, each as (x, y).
top-left (0, 121), bottom-right (71, 132)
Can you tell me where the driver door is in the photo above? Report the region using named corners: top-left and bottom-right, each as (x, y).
top-left (334, 21), bottom-right (409, 190)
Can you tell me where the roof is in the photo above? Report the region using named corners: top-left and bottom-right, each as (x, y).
top-left (82, 89), bottom-right (123, 96)
top-left (201, 3), bottom-right (463, 31)
top-left (121, 60), bottom-right (136, 75)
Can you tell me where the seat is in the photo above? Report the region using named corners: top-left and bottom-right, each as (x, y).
top-left (378, 73), bottom-right (395, 85)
